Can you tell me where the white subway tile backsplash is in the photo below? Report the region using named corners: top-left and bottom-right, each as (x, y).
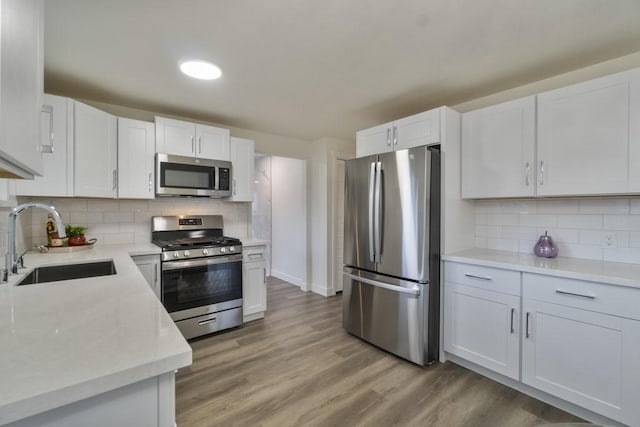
top-left (556, 214), bottom-right (602, 229)
top-left (536, 200), bottom-right (580, 214)
top-left (602, 247), bottom-right (640, 264)
top-left (103, 233), bottom-right (135, 245)
top-left (579, 198), bottom-right (629, 214)
top-left (119, 200), bottom-right (149, 212)
top-left (474, 197), bottom-right (640, 265)
top-left (519, 214), bottom-right (557, 228)
top-left (603, 215), bottom-right (640, 231)
top-left (104, 212), bottom-right (134, 224)
top-left (69, 211), bottom-right (104, 225)
top-left (87, 200), bottom-right (120, 212)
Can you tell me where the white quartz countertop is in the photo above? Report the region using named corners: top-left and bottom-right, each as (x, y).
top-left (0, 244), bottom-right (191, 425)
top-left (443, 248), bottom-right (640, 289)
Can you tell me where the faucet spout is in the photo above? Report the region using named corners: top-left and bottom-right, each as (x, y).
top-left (5, 202), bottom-right (66, 278)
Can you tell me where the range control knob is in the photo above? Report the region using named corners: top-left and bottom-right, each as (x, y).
top-left (229, 246), bottom-right (235, 252)
top-left (220, 247), bottom-right (227, 253)
top-left (173, 252), bottom-right (179, 258)
top-left (184, 250), bottom-right (190, 257)
top-left (202, 249), bottom-right (209, 255)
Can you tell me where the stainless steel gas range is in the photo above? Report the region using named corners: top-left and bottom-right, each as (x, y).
top-left (152, 215), bottom-right (243, 339)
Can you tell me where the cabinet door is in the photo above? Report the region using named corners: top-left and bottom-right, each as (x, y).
top-left (356, 122), bottom-right (393, 157)
top-left (132, 255), bottom-right (161, 299)
top-left (155, 116), bottom-right (195, 157)
top-left (0, 0), bottom-right (44, 178)
top-left (628, 71), bottom-right (640, 192)
top-left (444, 282), bottom-right (520, 380)
top-left (537, 70), bottom-right (636, 196)
top-left (394, 108), bottom-right (440, 150)
top-left (74, 101), bottom-right (117, 198)
top-left (118, 118), bottom-right (155, 199)
top-left (229, 137), bottom-right (255, 202)
top-left (522, 299), bottom-right (640, 424)
top-left (243, 260), bottom-right (266, 317)
top-left (16, 94), bottom-right (73, 197)
top-left (462, 96), bottom-right (536, 198)
top-left (196, 124), bottom-right (230, 160)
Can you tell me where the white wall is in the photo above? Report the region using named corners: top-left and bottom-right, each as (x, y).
top-left (253, 156), bottom-right (272, 276)
top-left (270, 156), bottom-right (307, 289)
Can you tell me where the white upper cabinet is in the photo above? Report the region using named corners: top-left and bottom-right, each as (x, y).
top-left (461, 96), bottom-right (536, 198)
top-left (0, 0), bottom-right (44, 179)
top-left (537, 68), bottom-right (640, 196)
top-left (229, 137), bottom-right (255, 202)
top-left (74, 101), bottom-right (118, 198)
top-left (118, 118), bottom-right (155, 199)
top-left (356, 108), bottom-right (441, 157)
top-left (16, 94), bottom-right (74, 197)
top-left (155, 116), bottom-right (230, 160)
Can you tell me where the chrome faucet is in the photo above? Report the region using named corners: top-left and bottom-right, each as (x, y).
top-left (3, 202), bottom-right (66, 282)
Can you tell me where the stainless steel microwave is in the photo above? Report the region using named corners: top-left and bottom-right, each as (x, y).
top-left (156, 153), bottom-right (232, 198)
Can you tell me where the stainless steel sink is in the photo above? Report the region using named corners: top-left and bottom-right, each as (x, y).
top-left (16, 261), bottom-right (117, 286)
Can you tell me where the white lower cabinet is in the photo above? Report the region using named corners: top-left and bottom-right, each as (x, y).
top-left (444, 262), bottom-right (521, 380)
top-left (242, 244), bottom-right (266, 322)
top-left (444, 260), bottom-right (640, 427)
top-left (132, 255), bottom-right (161, 299)
top-left (522, 273), bottom-right (640, 426)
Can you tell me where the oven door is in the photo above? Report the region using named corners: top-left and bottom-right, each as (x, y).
top-left (161, 254), bottom-right (243, 321)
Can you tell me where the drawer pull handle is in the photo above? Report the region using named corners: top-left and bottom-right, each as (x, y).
top-left (525, 312), bottom-right (531, 338)
top-left (510, 308), bottom-right (516, 334)
top-left (465, 273), bottom-right (492, 281)
top-left (555, 289), bottom-right (596, 300)
top-left (198, 316), bottom-right (217, 326)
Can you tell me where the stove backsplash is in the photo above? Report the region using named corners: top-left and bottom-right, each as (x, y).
top-left (18, 197), bottom-right (252, 249)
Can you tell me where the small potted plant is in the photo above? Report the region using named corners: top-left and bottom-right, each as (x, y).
top-left (65, 225), bottom-right (88, 246)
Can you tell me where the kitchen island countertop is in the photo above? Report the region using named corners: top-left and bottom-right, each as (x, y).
top-left (0, 244), bottom-right (191, 425)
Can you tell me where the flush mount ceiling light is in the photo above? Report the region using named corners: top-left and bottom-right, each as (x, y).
top-left (179, 60), bottom-right (222, 80)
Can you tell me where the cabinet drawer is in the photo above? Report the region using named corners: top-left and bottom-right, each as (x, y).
top-left (523, 273), bottom-right (640, 320)
top-left (444, 262), bottom-right (520, 296)
top-left (243, 246), bottom-right (265, 262)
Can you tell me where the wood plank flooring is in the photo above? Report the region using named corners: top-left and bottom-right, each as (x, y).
top-left (176, 277), bottom-right (585, 427)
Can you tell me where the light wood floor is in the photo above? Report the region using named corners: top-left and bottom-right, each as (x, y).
top-left (176, 277), bottom-right (585, 427)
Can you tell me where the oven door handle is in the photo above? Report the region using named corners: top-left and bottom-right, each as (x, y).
top-left (162, 254), bottom-right (243, 271)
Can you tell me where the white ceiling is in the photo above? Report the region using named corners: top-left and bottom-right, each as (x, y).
top-left (44, 0), bottom-right (640, 141)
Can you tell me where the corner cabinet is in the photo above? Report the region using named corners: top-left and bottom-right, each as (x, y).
top-left (229, 137), bottom-right (255, 202)
top-left (356, 108), bottom-right (440, 157)
top-left (118, 118), bottom-right (155, 199)
top-left (243, 244), bottom-right (267, 322)
top-left (0, 0), bottom-right (44, 179)
top-left (74, 101), bottom-right (118, 198)
top-left (16, 94), bottom-right (74, 197)
top-left (132, 255), bottom-right (161, 299)
top-left (461, 96), bottom-right (536, 198)
top-left (155, 116), bottom-right (230, 160)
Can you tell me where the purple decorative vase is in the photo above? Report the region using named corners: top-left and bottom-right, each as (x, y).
top-left (534, 231), bottom-right (558, 258)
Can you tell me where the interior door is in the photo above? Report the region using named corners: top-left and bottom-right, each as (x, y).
top-left (343, 154), bottom-right (377, 272)
top-left (376, 146), bottom-right (430, 282)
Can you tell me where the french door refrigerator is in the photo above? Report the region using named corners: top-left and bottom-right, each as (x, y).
top-left (343, 145), bottom-right (440, 365)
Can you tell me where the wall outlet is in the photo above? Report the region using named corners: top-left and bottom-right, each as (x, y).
top-left (602, 232), bottom-right (617, 248)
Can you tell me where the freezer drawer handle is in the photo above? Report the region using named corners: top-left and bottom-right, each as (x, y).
top-left (344, 272), bottom-right (420, 296)
top-left (464, 273), bottom-right (492, 281)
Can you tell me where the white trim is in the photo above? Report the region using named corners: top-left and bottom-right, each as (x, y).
top-left (271, 269), bottom-right (305, 289)
top-left (311, 283), bottom-right (333, 297)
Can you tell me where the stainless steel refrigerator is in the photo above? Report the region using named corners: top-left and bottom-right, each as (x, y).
top-left (343, 145), bottom-right (440, 365)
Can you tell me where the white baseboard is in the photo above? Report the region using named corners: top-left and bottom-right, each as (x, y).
top-left (271, 269), bottom-right (305, 288)
top-left (311, 283), bottom-right (335, 297)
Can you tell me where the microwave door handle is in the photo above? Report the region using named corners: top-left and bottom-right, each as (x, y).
top-left (214, 167), bottom-right (219, 191)
top-left (368, 162), bottom-right (376, 263)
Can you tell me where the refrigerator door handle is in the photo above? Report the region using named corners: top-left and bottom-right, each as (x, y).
top-left (374, 161), bottom-right (382, 262)
top-left (344, 272), bottom-right (421, 296)
top-left (368, 162), bottom-right (376, 262)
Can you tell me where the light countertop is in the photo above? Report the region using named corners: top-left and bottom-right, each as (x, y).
top-left (0, 244), bottom-right (191, 425)
top-left (241, 239), bottom-right (269, 247)
top-left (443, 248), bottom-right (640, 289)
